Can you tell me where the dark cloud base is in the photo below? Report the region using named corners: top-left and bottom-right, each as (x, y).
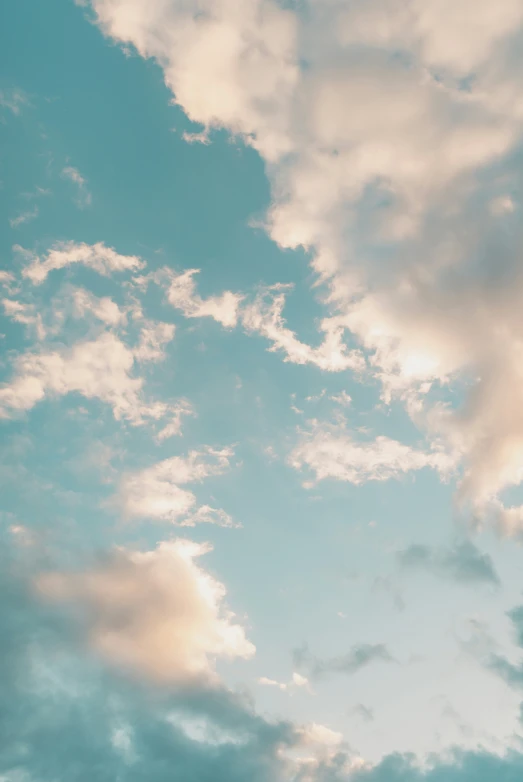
top-left (2, 556), bottom-right (523, 782)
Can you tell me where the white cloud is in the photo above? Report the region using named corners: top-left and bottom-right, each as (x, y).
top-left (330, 391), bottom-right (352, 407)
top-left (258, 672), bottom-right (311, 693)
top-left (117, 446), bottom-right (236, 526)
top-left (242, 286), bottom-right (364, 372)
top-left (61, 165), bottom-right (92, 208)
top-left (133, 320), bottom-right (175, 362)
top-left (84, 0), bottom-right (523, 531)
top-left (72, 287), bottom-right (126, 325)
top-left (150, 268), bottom-right (242, 328)
top-left (290, 419), bottom-right (452, 486)
top-left (0, 332), bottom-right (185, 433)
top-left (20, 241), bottom-right (144, 285)
top-left (36, 538), bottom-right (255, 684)
top-left (2, 299), bottom-right (45, 340)
top-left (155, 401), bottom-right (194, 441)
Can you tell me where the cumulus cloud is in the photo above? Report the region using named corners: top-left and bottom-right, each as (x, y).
top-left (293, 642), bottom-right (394, 680)
top-left (83, 0), bottom-right (523, 532)
top-left (117, 447), bottom-right (237, 526)
top-left (289, 419), bottom-right (452, 486)
top-left (3, 549), bottom-right (523, 782)
top-left (36, 538), bottom-right (254, 684)
top-left (397, 540), bottom-right (500, 586)
top-left (0, 331), bottom-right (185, 433)
top-left (20, 241), bottom-right (144, 284)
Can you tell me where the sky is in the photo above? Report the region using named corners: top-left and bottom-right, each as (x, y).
top-left (3, 0), bottom-right (523, 779)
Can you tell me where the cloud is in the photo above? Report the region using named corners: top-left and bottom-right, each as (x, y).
top-left (242, 286), bottom-right (364, 372)
top-left (293, 642), bottom-right (394, 679)
top-left (258, 672), bottom-right (310, 693)
top-left (20, 241), bottom-right (144, 284)
top-left (486, 605), bottom-right (523, 689)
top-left (289, 419), bottom-right (452, 486)
top-left (133, 320), bottom-right (175, 362)
top-left (0, 331), bottom-right (185, 434)
top-left (117, 447), bottom-right (237, 526)
top-left (72, 287), bottom-right (126, 325)
top-left (2, 298), bottom-right (45, 339)
top-left (146, 268), bottom-right (242, 328)
top-left (37, 538), bottom-right (254, 684)
top-left (0, 87), bottom-right (28, 115)
top-left (353, 704), bottom-right (374, 723)
top-left (4, 545), bottom-right (523, 782)
top-left (83, 0), bottom-right (523, 532)
top-left (9, 205), bottom-right (39, 229)
top-left (397, 541), bottom-right (500, 586)
top-left (61, 165), bottom-right (92, 207)
top-left (150, 270), bottom-right (364, 371)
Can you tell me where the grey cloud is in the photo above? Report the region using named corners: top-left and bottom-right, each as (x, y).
top-left (397, 541), bottom-right (500, 586)
top-left (2, 542), bottom-right (523, 782)
top-left (487, 605), bottom-right (523, 688)
top-left (352, 704), bottom-right (374, 722)
top-left (293, 642), bottom-right (394, 679)
top-left (0, 557), bottom-right (296, 782)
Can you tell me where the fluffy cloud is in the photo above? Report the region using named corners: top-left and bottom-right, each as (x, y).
top-left (117, 446), bottom-right (237, 526)
top-left (162, 268), bottom-right (242, 328)
top-left (20, 240), bottom-right (144, 284)
top-left (0, 331), bottom-right (184, 433)
top-left (84, 0), bottom-right (523, 532)
top-left (72, 287), bottom-right (126, 325)
top-left (397, 541), bottom-right (500, 586)
top-left (3, 548), bottom-right (523, 782)
top-left (289, 419), bottom-right (451, 486)
top-left (37, 538), bottom-right (254, 684)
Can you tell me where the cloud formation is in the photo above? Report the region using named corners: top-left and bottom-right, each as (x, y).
top-left (1, 547), bottom-right (523, 782)
top-left (293, 642), bottom-right (394, 680)
top-left (84, 0), bottom-right (523, 531)
top-left (61, 165), bottom-right (92, 208)
top-left (289, 419), bottom-right (451, 485)
top-left (242, 286), bottom-right (364, 372)
top-left (21, 241), bottom-right (144, 284)
top-left (397, 541), bottom-right (500, 586)
top-left (117, 446), bottom-right (236, 526)
top-left (37, 538), bottom-right (254, 684)
top-left (0, 331), bottom-right (184, 433)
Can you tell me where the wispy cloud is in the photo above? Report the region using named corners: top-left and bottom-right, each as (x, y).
top-left (397, 541), bottom-right (500, 586)
top-left (9, 206), bottom-right (39, 229)
top-left (293, 642), bottom-right (394, 679)
top-left (61, 165), bottom-right (92, 207)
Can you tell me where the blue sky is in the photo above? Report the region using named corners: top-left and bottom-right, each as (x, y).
top-left (3, 1), bottom-right (523, 779)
